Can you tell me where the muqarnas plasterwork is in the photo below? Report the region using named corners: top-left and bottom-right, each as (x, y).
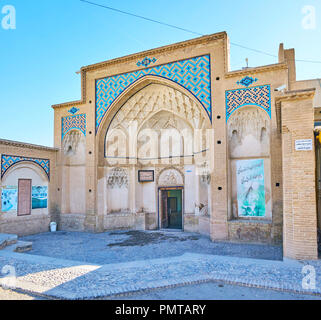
top-left (96, 55), bottom-right (212, 132)
top-left (61, 114), bottom-right (86, 140)
top-left (237, 76), bottom-right (258, 87)
top-left (1, 155), bottom-right (50, 180)
top-left (226, 85), bottom-right (271, 121)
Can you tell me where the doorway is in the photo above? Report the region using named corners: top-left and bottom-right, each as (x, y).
top-left (160, 188), bottom-right (183, 229)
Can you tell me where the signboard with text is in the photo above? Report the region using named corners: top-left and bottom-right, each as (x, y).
top-left (138, 170), bottom-right (154, 183)
top-left (295, 139), bottom-right (313, 151)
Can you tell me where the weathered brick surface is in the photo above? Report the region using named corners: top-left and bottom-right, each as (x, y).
top-left (228, 220), bottom-right (273, 244)
top-left (279, 91), bottom-right (318, 260)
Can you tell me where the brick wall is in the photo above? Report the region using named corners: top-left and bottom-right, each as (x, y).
top-left (279, 90), bottom-right (318, 260)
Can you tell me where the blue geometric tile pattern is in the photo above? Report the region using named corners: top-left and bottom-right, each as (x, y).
top-left (68, 107), bottom-right (80, 115)
top-left (237, 76), bottom-right (258, 87)
top-left (136, 57), bottom-right (157, 68)
top-left (62, 114), bottom-right (86, 140)
top-left (96, 55), bottom-right (212, 132)
top-left (226, 85), bottom-right (271, 121)
top-left (1, 154), bottom-right (50, 180)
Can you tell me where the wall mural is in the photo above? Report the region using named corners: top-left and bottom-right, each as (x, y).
top-left (32, 186), bottom-right (48, 209)
top-left (236, 159), bottom-right (266, 217)
top-left (1, 187), bottom-right (18, 212)
top-left (96, 54), bottom-right (212, 132)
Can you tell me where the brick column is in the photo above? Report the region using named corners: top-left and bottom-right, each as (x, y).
top-left (210, 46), bottom-right (229, 241)
top-left (84, 74), bottom-right (99, 233)
top-left (279, 89), bottom-right (318, 260)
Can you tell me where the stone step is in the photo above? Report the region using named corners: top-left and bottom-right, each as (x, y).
top-left (10, 241), bottom-right (33, 253)
top-left (0, 233), bottom-right (18, 250)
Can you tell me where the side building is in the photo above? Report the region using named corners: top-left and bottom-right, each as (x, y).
top-left (0, 139), bottom-right (58, 235)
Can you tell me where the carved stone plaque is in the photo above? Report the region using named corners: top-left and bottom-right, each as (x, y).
top-left (18, 179), bottom-right (31, 216)
top-left (138, 170), bottom-right (154, 183)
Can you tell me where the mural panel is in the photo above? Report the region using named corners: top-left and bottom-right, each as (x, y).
top-left (32, 186), bottom-right (48, 209)
top-left (1, 187), bottom-right (18, 212)
top-left (236, 159), bottom-right (266, 217)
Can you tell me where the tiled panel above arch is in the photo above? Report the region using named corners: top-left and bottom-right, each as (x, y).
top-left (226, 84), bottom-right (271, 121)
top-left (1, 154), bottom-right (50, 180)
top-left (96, 55), bottom-right (212, 132)
top-left (61, 114), bottom-right (87, 141)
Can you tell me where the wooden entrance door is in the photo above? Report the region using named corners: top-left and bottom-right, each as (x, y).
top-left (160, 189), bottom-right (183, 230)
top-left (161, 190), bottom-right (168, 228)
top-left (18, 179), bottom-right (31, 216)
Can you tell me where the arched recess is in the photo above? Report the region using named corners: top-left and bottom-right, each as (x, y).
top-left (1, 162), bottom-right (49, 214)
top-left (97, 75), bottom-right (212, 166)
top-left (60, 129), bottom-right (86, 214)
top-left (96, 76), bottom-right (213, 228)
top-left (227, 105), bottom-right (272, 220)
top-left (62, 129), bottom-right (86, 165)
top-left (2, 162), bottom-right (49, 184)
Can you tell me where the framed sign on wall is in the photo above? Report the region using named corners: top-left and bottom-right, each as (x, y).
top-left (138, 170), bottom-right (154, 183)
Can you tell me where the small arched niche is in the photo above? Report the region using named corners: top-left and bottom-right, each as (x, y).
top-left (62, 130), bottom-right (86, 165)
top-left (228, 106), bottom-right (270, 159)
top-left (60, 129), bottom-right (86, 214)
top-left (158, 168), bottom-right (184, 187)
top-left (106, 167), bottom-right (129, 213)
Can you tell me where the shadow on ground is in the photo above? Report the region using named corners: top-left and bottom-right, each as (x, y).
top-left (108, 231), bottom-right (200, 247)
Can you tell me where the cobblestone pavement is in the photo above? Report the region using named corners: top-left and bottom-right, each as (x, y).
top-left (110, 281), bottom-right (321, 300)
top-left (1, 282), bottom-right (320, 300)
top-left (21, 230), bottom-right (283, 264)
top-left (0, 287), bottom-right (42, 300)
top-left (0, 231), bottom-right (319, 299)
top-left (0, 231), bottom-right (318, 300)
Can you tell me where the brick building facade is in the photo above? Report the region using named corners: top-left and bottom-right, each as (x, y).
top-left (1, 32), bottom-right (320, 260)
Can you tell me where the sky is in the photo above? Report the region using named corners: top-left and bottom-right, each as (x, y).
top-left (0, 0), bottom-right (320, 147)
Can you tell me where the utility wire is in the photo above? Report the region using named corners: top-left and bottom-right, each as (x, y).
top-left (80, 0), bottom-right (202, 37)
top-left (80, 0), bottom-right (321, 64)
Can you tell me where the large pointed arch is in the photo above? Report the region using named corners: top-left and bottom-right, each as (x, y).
top-left (97, 75), bottom-right (212, 164)
top-left (97, 76), bottom-right (212, 163)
